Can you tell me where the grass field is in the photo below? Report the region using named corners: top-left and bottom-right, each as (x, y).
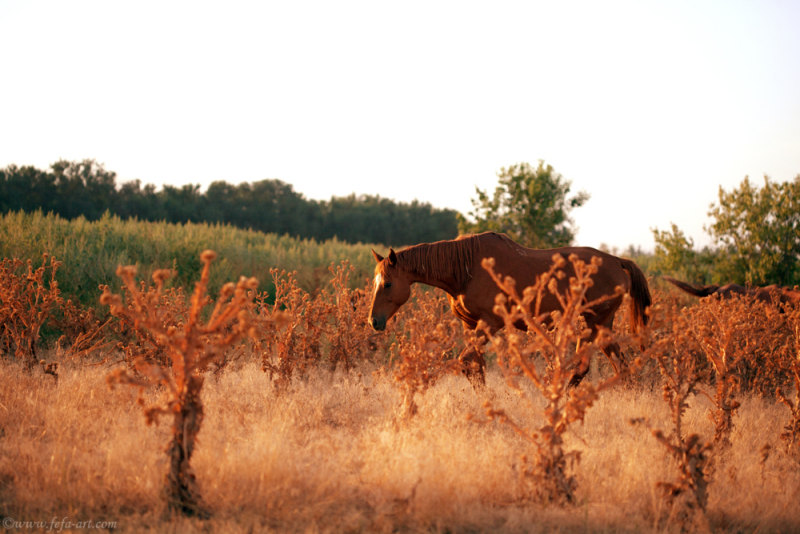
top-left (2, 214), bottom-right (800, 532)
top-left (1, 359), bottom-right (799, 533)
top-left (0, 210), bottom-right (380, 307)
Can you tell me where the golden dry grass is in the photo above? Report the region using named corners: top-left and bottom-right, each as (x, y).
top-left (1, 359), bottom-right (799, 533)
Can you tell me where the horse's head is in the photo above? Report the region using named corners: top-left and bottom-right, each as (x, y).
top-left (368, 248), bottom-right (412, 331)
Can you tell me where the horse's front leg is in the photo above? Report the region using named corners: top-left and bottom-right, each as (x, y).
top-left (458, 327), bottom-right (494, 389)
top-left (568, 321), bottom-right (626, 388)
top-left (446, 294), bottom-right (495, 389)
top-left (458, 343), bottom-right (486, 388)
top-left (568, 340), bottom-right (624, 387)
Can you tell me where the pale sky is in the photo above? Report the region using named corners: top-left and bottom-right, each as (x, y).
top-left (2, 1), bottom-right (799, 250)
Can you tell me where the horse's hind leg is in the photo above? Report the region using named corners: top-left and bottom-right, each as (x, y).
top-left (603, 341), bottom-right (625, 374)
top-left (569, 315), bottom-right (626, 387)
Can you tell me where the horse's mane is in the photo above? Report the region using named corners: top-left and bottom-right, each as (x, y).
top-left (395, 232), bottom-right (510, 291)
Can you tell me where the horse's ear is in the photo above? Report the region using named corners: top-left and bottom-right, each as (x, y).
top-left (371, 249), bottom-right (384, 263)
top-left (388, 249), bottom-right (398, 266)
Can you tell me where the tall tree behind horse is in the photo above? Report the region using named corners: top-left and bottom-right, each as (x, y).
top-left (368, 232), bottom-right (651, 386)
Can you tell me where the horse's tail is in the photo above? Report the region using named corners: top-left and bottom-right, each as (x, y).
top-left (621, 259), bottom-right (651, 334)
top-left (662, 276), bottom-right (718, 297)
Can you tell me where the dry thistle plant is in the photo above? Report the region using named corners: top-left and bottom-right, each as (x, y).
top-left (777, 362), bottom-right (800, 459)
top-left (0, 254), bottom-right (63, 371)
top-left (323, 260), bottom-right (375, 371)
top-left (632, 302), bottom-right (712, 529)
top-left (256, 262), bottom-right (373, 390)
top-left (106, 282), bottom-right (189, 369)
top-left (681, 294), bottom-right (792, 448)
top-left (735, 298), bottom-right (793, 396)
top-left (387, 287), bottom-right (465, 418)
top-left (102, 250), bottom-right (263, 517)
top-left (257, 268), bottom-right (328, 390)
top-left (777, 304), bottom-right (800, 459)
top-left (52, 297), bottom-right (115, 361)
top-left (477, 253), bottom-right (631, 505)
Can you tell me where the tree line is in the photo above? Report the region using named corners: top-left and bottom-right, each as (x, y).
top-left (651, 174), bottom-right (800, 287)
top-left (6, 158), bottom-right (796, 287)
top-left (0, 159), bottom-right (459, 246)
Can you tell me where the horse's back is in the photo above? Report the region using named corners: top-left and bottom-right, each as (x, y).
top-left (475, 236), bottom-right (631, 293)
top-left (455, 233), bottom-right (650, 332)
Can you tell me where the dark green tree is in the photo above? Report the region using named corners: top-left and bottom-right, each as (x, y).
top-left (249, 179), bottom-right (309, 236)
top-left (319, 194), bottom-right (458, 245)
top-left (51, 159), bottom-right (117, 220)
top-left (706, 175), bottom-right (800, 285)
top-left (458, 161), bottom-right (589, 248)
top-left (203, 181), bottom-right (238, 226)
top-left (114, 179), bottom-right (164, 220)
top-left (0, 165), bottom-right (58, 213)
top-left (160, 184), bottom-right (203, 224)
top-left (651, 223), bottom-right (715, 283)
top-left (320, 194), bottom-right (392, 243)
top-left (0, 160), bottom-right (460, 246)
top-left (651, 174), bottom-right (800, 286)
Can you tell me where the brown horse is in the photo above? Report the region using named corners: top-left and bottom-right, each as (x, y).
top-left (663, 276), bottom-right (800, 308)
top-left (368, 232), bottom-right (651, 386)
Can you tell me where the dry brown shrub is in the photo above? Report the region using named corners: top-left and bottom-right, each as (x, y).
top-left (777, 362), bottom-right (800, 459)
top-left (632, 293), bottom-right (797, 530)
top-left (105, 278), bottom-right (190, 368)
top-left (257, 261), bottom-right (377, 391)
top-left (387, 287), bottom-right (465, 418)
top-left (633, 301), bottom-right (713, 530)
top-left (102, 250), bottom-right (269, 517)
top-left (676, 294), bottom-right (793, 448)
top-left (51, 297), bottom-right (115, 361)
top-left (0, 254), bottom-right (63, 371)
top-left (633, 287), bottom-right (692, 386)
top-left (322, 260), bottom-right (375, 371)
top-left (777, 304), bottom-right (800, 458)
top-left (475, 253), bottom-right (631, 505)
top-left (257, 268), bottom-right (330, 390)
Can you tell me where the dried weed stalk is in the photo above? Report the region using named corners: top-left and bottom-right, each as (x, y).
top-left (53, 297), bottom-right (115, 361)
top-left (108, 282), bottom-right (189, 368)
top-left (0, 255), bottom-right (63, 370)
top-left (257, 268), bottom-right (328, 390)
top-left (777, 362), bottom-right (800, 459)
top-left (103, 250), bottom-right (266, 517)
top-left (477, 254), bottom-right (630, 505)
top-left (632, 302), bottom-right (712, 529)
top-left (777, 304), bottom-right (800, 458)
top-left (388, 287), bottom-right (465, 418)
top-left (681, 295), bottom-right (792, 448)
top-left (323, 260), bottom-right (375, 371)
top-left (257, 262), bottom-right (375, 390)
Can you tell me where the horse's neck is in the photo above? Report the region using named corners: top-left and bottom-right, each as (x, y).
top-left (398, 245), bottom-right (462, 296)
top-left (409, 270), bottom-right (459, 296)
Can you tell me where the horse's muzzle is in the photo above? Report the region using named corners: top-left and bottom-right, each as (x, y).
top-left (369, 316), bottom-right (386, 331)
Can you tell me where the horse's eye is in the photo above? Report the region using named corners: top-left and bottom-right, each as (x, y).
top-left (384, 282), bottom-right (392, 289)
